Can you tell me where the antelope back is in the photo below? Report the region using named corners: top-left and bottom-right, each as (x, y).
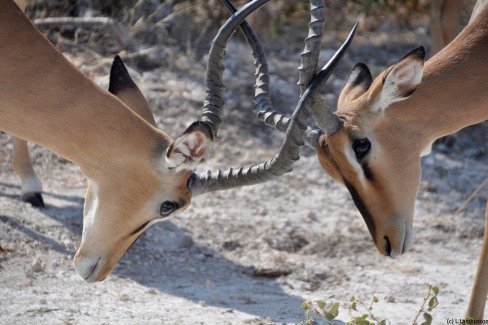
top-left (0, 0), bottom-right (213, 282)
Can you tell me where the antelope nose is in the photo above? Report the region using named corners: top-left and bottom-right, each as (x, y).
top-left (384, 236), bottom-right (392, 257)
top-left (73, 253), bottom-right (101, 282)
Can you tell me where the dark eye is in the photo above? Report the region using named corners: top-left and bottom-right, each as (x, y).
top-left (160, 201), bottom-right (177, 216)
top-left (353, 138), bottom-right (371, 160)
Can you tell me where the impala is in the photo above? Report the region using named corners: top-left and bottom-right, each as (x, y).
top-left (232, 0), bottom-right (487, 319)
top-left (7, 0), bottom-right (465, 209)
top-left (0, 0), bottom-right (355, 282)
top-left (315, 2), bottom-right (487, 318)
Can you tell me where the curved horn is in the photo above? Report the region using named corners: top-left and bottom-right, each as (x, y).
top-left (310, 22), bottom-right (358, 137)
top-left (189, 2), bottom-right (356, 196)
top-left (220, 0), bottom-right (320, 150)
top-left (298, 0), bottom-right (325, 95)
top-left (199, 0), bottom-right (271, 139)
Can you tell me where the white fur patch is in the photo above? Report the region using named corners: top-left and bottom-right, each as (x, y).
top-left (420, 141), bottom-right (433, 157)
top-left (20, 175), bottom-right (42, 195)
top-left (402, 227), bottom-right (415, 253)
top-left (343, 143), bottom-right (366, 185)
top-left (82, 181), bottom-right (99, 240)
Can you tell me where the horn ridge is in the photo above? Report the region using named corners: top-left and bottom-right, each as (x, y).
top-left (222, 0), bottom-right (321, 150)
top-left (189, 1), bottom-right (356, 196)
top-left (298, 0), bottom-right (325, 94)
top-left (200, 0), bottom-right (271, 138)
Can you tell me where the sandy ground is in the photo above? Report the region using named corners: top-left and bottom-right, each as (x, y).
top-left (1, 3), bottom-right (487, 324)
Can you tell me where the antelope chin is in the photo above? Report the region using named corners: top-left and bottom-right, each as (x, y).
top-left (74, 254), bottom-right (102, 282)
top-left (402, 227), bottom-right (415, 253)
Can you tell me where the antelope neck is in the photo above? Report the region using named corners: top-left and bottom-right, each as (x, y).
top-left (0, 1), bottom-right (165, 175)
top-left (386, 7), bottom-right (488, 153)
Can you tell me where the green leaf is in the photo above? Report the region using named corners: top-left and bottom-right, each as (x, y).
top-left (378, 320), bottom-right (387, 325)
top-left (351, 301), bottom-right (357, 311)
top-left (421, 312), bottom-right (433, 325)
top-left (316, 300), bottom-right (326, 310)
top-left (350, 296), bottom-right (356, 302)
top-left (328, 302), bottom-right (340, 318)
top-left (432, 287), bottom-right (439, 296)
top-left (301, 302), bottom-right (309, 311)
top-left (428, 297), bottom-right (438, 311)
top-left (324, 311), bottom-right (335, 321)
top-left (373, 296), bottom-right (379, 303)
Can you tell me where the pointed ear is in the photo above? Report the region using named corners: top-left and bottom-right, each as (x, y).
top-left (109, 55), bottom-right (157, 127)
top-left (338, 63), bottom-right (373, 108)
top-left (165, 122), bottom-right (213, 172)
top-left (369, 47), bottom-right (426, 112)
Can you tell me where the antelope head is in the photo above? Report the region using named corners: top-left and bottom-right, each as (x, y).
top-left (1, 0), bottom-right (353, 282)
top-left (222, 0), bottom-right (421, 258)
top-left (317, 47), bottom-right (426, 257)
top-left (73, 57), bottom-right (214, 282)
top-left (74, 0), bottom-right (355, 282)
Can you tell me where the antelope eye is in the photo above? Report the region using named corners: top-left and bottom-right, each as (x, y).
top-left (353, 138), bottom-right (371, 160)
top-left (160, 201), bottom-right (177, 216)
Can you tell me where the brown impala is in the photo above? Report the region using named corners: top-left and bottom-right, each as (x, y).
top-left (239, 0), bottom-right (488, 319)
top-left (0, 0), bottom-right (355, 282)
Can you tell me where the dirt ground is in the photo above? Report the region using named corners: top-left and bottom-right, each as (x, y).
top-left (1, 1), bottom-right (487, 324)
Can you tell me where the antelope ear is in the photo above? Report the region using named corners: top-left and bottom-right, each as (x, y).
top-left (369, 46), bottom-right (426, 113)
top-left (338, 63), bottom-right (373, 108)
top-left (165, 122), bottom-right (213, 171)
top-left (109, 55), bottom-right (157, 127)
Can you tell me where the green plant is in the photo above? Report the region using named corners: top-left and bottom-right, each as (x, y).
top-left (347, 295), bottom-right (385, 325)
top-left (299, 300), bottom-right (340, 325)
top-left (411, 285), bottom-right (440, 325)
top-left (297, 284), bottom-right (440, 325)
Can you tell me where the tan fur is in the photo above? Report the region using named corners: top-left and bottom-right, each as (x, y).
top-left (317, 2), bottom-right (488, 319)
top-left (0, 0), bottom-right (207, 282)
top-left (114, 85), bottom-right (158, 127)
top-left (10, 0), bottom-right (42, 203)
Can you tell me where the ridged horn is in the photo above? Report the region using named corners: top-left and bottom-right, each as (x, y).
top-left (199, 0), bottom-right (271, 139)
top-left (189, 1), bottom-right (356, 196)
top-left (311, 22), bottom-right (358, 137)
top-left (298, 0), bottom-right (325, 95)
top-left (220, 0), bottom-right (320, 150)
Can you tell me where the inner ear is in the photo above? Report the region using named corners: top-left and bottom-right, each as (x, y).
top-left (165, 122), bottom-right (213, 171)
top-left (370, 46), bottom-right (426, 112)
top-left (338, 63), bottom-right (373, 108)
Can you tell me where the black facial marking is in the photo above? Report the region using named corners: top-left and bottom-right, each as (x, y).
top-left (361, 161), bottom-right (374, 181)
top-left (130, 220), bottom-right (150, 236)
top-left (344, 179), bottom-right (376, 239)
top-left (108, 55), bottom-right (137, 95)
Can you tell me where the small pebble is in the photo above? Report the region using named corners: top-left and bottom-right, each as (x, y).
top-left (31, 258), bottom-right (43, 273)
